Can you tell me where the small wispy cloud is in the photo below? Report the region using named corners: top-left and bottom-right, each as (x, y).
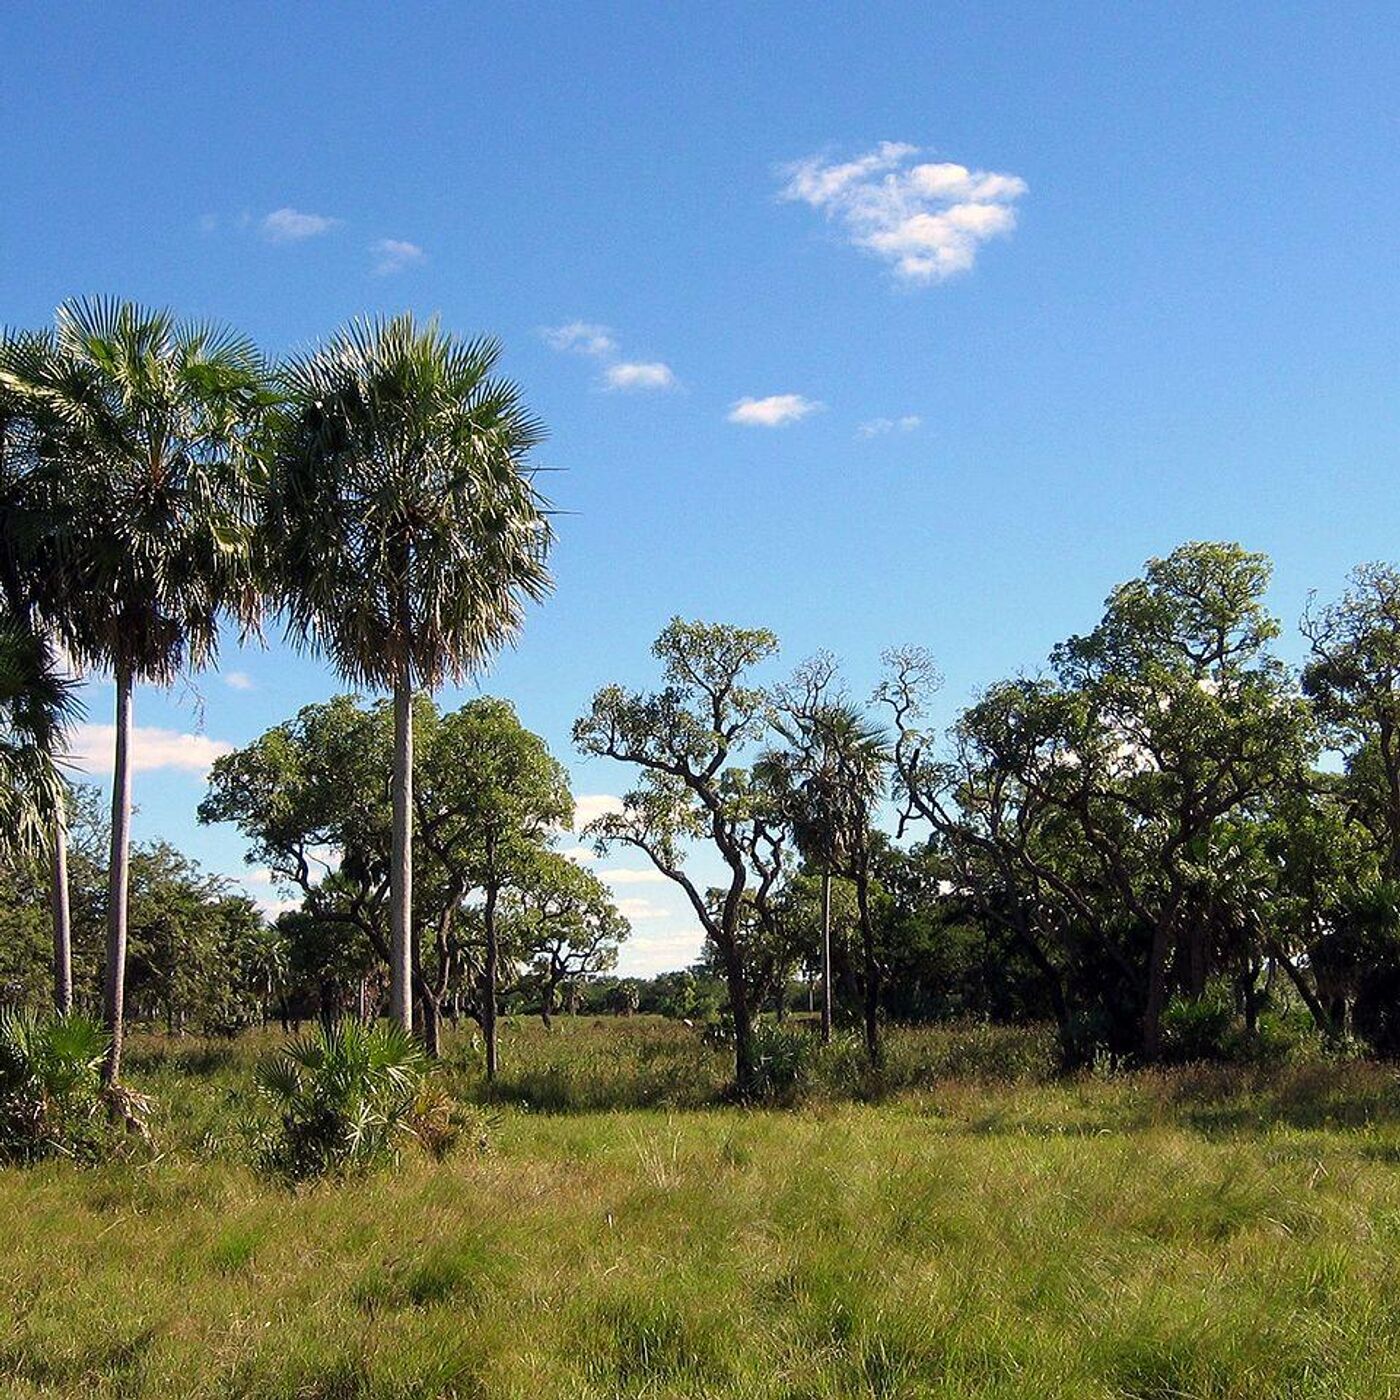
top-left (603, 361), bottom-right (676, 392)
top-left (558, 844), bottom-right (600, 864)
top-left (198, 214), bottom-right (218, 234)
top-left (616, 926), bottom-right (706, 976)
top-left (261, 207), bottom-right (340, 243)
top-left (728, 393), bottom-right (823, 428)
top-left (616, 897), bottom-right (670, 921)
top-left (65, 725), bottom-right (234, 776)
top-left (544, 322), bottom-right (677, 392)
top-left (542, 321), bottom-right (618, 357)
top-left (858, 415), bottom-right (921, 438)
top-left (780, 142), bottom-right (1027, 284)
top-left (598, 867), bottom-right (669, 886)
top-left (224, 671), bottom-right (255, 692)
top-left (372, 238), bottom-right (426, 275)
top-left (574, 793), bottom-right (626, 830)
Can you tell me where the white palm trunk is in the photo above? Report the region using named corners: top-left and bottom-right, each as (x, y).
top-left (389, 668), bottom-right (414, 1028)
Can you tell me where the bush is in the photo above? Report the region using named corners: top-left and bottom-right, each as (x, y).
top-left (748, 1020), bottom-right (814, 1100)
top-left (0, 1009), bottom-right (123, 1163)
top-left (250, 1019), bottom-right (470, 1181)
top-left (1161, 989), bottom-right (1236, 1063)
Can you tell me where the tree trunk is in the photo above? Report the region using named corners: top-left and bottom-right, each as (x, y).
top-left (420, 990), bottom-right (441, 1058)
top-left (1141, 920), bottom-right (1172, 1060)
top-left (540, 981), bottom-right (556, 1029)
top-left (50, 806), bottom-right (72, 1016)
top-left (102, 669), bottom-right (133, 1086)
top-left (820, 868), bottom-right (833, 1045)
top-left (730, 974), bottom-right (757, 1099)
top-left (483, 884), bottom-right (499, 1079)
top-left (389, 668), bottom-right (414, 1030)
top-left (856, 870), bottom-right (881, 1066)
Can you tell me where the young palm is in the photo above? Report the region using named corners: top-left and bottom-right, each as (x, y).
top-left (769, 692), bottom-right (892, 1060)
top-left (263, 314), bottom-right (552, 1030)
top-left (12, 298), bottom-right (266, 1082)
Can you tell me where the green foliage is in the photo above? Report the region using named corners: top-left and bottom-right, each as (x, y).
top-left (263, 313), bottom-right (552, 691)
top-left (250, 1019), bottom-right (454, 1181)
top-left (1160, 986), bottom-right (1237, 1062)
top-left (747, 1019), bottom-right (813, 1099)
top-left (0, 1009), bottom-right (114, 1162)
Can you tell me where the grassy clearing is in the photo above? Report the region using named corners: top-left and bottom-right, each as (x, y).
top-left (5, 1019), bottom-right (1400, 1397)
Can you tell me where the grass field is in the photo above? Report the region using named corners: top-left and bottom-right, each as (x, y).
top-left (6, 1017), bottom-right (1400, 1398)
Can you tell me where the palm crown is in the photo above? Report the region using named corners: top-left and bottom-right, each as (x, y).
top-left (263, 313), bottom-right (552, 687)
top-left (19, 297), bottom-right (266, 684)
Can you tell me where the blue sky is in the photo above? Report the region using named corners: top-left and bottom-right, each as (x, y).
top-left (3, 3), bottom-right (1397, 972)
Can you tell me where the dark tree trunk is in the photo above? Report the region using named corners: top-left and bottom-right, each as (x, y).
top-left (856, 870), bottom-right (881, 1066)
top-left (1141, 920), bottom-right (1172, 1060)
top-left (103, 667), bottom-right (134, 1087)
top-left (420, 991), bottom-right (441, 1058)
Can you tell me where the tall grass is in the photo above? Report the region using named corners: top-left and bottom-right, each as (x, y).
top-left (3, 1018), bottom-right (1400, 1395)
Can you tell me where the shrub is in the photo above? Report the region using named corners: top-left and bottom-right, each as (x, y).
top-left (748, 1020), bottom-right (814, 1101)
top-left (1161, 989), bottom-right (1236, 1063)
top-left (250, 1019), bottom-right (469, 1181)
top-left (0, 1009), bottom-right (124, 1163)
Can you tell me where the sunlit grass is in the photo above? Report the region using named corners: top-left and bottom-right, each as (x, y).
top-left (4, 1018), bottom-right (1400, 1396)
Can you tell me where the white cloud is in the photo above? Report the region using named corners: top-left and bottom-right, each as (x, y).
top-left (598, 867), bottom-right (668, 886)
top-left (65, 725), bottom-right (234, 776)
top-left (224, 671), bottom-right (255, 692)
top-left (780, 142), bottom-right (1027, 284)
top-left (261, 207), bottom-right (340, 243)
top-left (198, 214), bottom-right (218, 234)
top-left (559, 844), bottom-right (600, 863)
top-left (256, 896), bottom-right (302, 919)
top-left (615, 927), bottom-right (706, 977)
top-left (603, 361), bottom-right (676, 392)
top-left (728, 393), bottom-right (823, 428)
top-left (615, 896), bottom-right (670, 921)
top-left (372, 238), bottom-right (425, 275)
top-left (573, 793), bottom-right (625, 830)
top-left (858, 415), bottom-right (922, 438)
top-left (542, 321), bottom-right (617, 357)
top-left (544, 323), bottom-right (678, 394)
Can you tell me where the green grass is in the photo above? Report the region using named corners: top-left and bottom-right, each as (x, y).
top-left (5, 1017), bottom-right (1400, 1396)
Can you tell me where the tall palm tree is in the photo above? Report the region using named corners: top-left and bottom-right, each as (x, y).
top-left (9, 298), bottom-right (265, 1081)
top-left (263, 314), bottom-right (552, 1030)
top-left (769, 696), bottom-right (892, 1059)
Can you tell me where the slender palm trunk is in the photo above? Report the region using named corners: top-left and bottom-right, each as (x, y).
top-left (820, 868), bottom-right (833, 1044)
top-left (103, 668), bottom-right (133, 1085)
top-left (389, 666), bottom-right (413, 1029)
top-left (50, 805), bottom-right (72, 1015)
top-left (856, 869), bottom-right (881, 1067)
top-left (730, 970), bottom-right (757, 1098)
top-left (483, 883), bottom-right (499, 1079)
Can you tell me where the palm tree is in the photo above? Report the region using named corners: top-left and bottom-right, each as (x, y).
top-left (9, 298), bottom-right (265, 1082)
top-left (769, 695), bottom-right (891, 1060)
top-left (0, 614), bottom-right (80, 869)
top-left (0, 326), bottom-right (82, 1009)
top-left (263, 315), bottom-right (552, 1031)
